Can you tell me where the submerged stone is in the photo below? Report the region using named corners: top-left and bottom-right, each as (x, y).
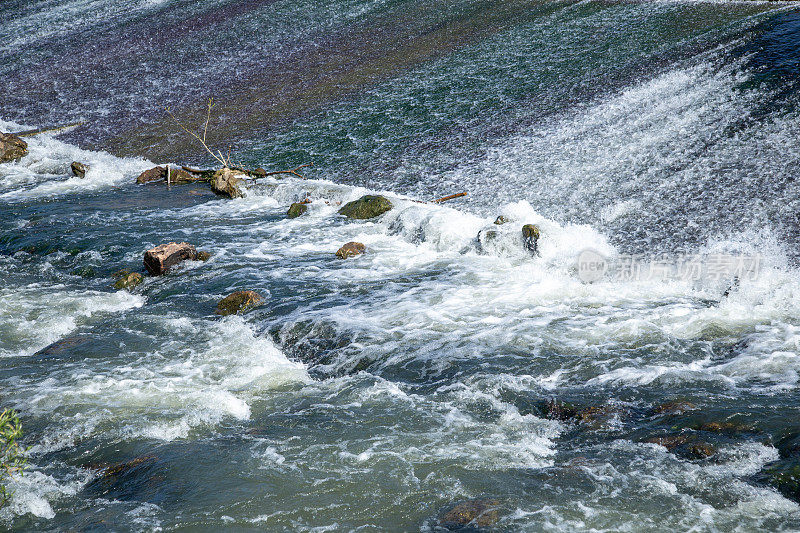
top-left (494, 215), bottom-right (509, 225)
top-left (196, 250), bottom-right (212, 262)
top-left (143, 242), bottom-right (198, 275)
top-left (210, 168), bottom-right (246, 198)
top-left (0, 132), bottom-right (28, 163)
top-left (439, 499), bottom-right (501, 529)
top-left (113, 270), bottom-right (143, 290)
top-left (216, 290), bottom-right (263, 316)
top-left (761, 462), bottom-right (800, 502)
top-left (335, 242), bottom-right (366, 259)
top-left (71, 161), bottom-right (88, 178)
top-left (287, 202), bottom-right (308, 218)
top-left (338, 195), bottom-right (393, 219)
top-left (652, 400), bottom-right (698, 416)
top-left (522, 224), bottom-right (540, 255)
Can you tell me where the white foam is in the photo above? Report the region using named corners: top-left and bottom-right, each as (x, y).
top-left (0, 284), bottom-right (144, 358)
top-left (0, 119), bottom-right (153, 201)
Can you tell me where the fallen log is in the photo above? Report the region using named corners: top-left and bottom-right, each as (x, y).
top-left (14, 122), bottom-right (85, 137)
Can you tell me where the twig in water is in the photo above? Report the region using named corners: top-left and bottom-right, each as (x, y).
top-left (432, 192), bottom-right (467, 203)
top-left (253, 163), bottom-right (314, 180)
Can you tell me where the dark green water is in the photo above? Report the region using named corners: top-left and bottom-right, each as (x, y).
top-left (2, 0), bottom-right (800, 531)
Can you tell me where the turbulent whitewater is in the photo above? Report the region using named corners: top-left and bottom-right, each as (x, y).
top-left (2, 0), bottom-right (800, 531)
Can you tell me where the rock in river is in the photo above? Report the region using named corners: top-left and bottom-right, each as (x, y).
top-left (71, 161), bottom-right (88, 178)
top-left (336, 242), bottom-right (366, 259)
top-left (338, 195), bottom-right (392, 219)
top-left (0, 132), bottom-right (28, 163)
top-left (143, 242), bottom-right (198, 275)
top-left (287, 202), bottom-right (308, 218)
top-left (217, 290), bottom-right (262, 316)
top-left (135, 165), bottom-right (193, 184)
top-left (522, 224), bottom-right (540, 255)
top-left (113, 270), bottom-right (143, 290)
top-left (438, 499), bottom-right (501, 529)
top-left (210, 168), bottom-right (246, 198)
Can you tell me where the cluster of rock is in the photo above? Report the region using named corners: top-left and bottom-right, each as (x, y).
top-left (134, 165), bottom-right (265, 199)
top-left (112, 241), bottom-right (263, 316)
top-left (0, 131), bottom-right (91, 179)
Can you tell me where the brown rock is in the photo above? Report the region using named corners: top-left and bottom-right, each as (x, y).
top-left (336, 242), bottom-right (366, 259)
top-left (210, 168), bottom-right (246, 198)
top-left (196, 251), bottom-right (212, 262)
top-left (136, 166), bottom-right (165, 184)
top-left (135, 166), bottom-right (193, 184)
top-left (0, 132), bottom-right (28, 163)
top-left (71, 161), bottom-right (88, 178)
top-left (494, 215), bottom-right (509, 225)
top-left (254, 168), bottom-right (267, 177)
top-left (439, 499), bottom-right (501, 529)
top-left (689, 443), bottom-right (716, 459)
top-left (143, 242), bottom-right (198, 275)
top-left (216, 290), bottom-right (262, 316)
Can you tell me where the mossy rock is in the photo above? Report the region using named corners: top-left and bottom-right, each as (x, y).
top-left (338, 195), bottom-right (393, 219)
top-left (113, 270), bottom-right (143, 291)
top-left (287, 202), bottom-right (308, 219)
top-left (439, 499), bottom-right (501, 529)
top-left (216, 290), bottom-right (263, 316)
top-left (196, 251), bottom-right (212, 262)
top-left (759, 461), bottom-right (800, 502)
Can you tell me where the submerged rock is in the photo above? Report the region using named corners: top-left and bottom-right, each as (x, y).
top-left (196, 250), bottom-right (212, 262)
top-left (217, 290), bottom-right (262, 316)
top-left (522, 224), bottom-right (540, 255)
top-left (645, 434), bottom-right (690, 451)
top-left (335, 242), bottom-right (366, 259)
top-left (287, 202), bottom-right (308, 218)
top-left (338, 195), bottom-right (392, 219)
top-left (34, 335), bottom-right (90, 357)
top-left (438, 499), bottom-right (501, 529)
top-left (760, 461), bottom-right (800, 502)
top-left (71, 161), bottom-right (88, 178)
top-left (688, 442), bottom-right (716, 459)
top-left (652, 400), bottom-right (698, 416)
top-left (143, 242), bottom-right (198, 275)
top-left (494, 215), bottom-right (509, 225)
top-left (0, 132), bottom-right (28, 163)
top-left (113, 270), bottom-right (143, 290)
top-left (210, 168), bottom-right (246, 198)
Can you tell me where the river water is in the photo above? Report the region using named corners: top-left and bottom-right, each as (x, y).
top-left (2, 0), bottom-right (800, 531)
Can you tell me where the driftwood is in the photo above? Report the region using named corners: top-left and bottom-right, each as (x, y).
top-left (15, 122), bottom-right (85, 137)
top-left (432, 192), bottom-right (467, 203)
top-left (250, 163), bottom-right (313, 180)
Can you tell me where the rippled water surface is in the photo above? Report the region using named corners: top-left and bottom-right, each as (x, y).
top-left (2, 0), bottom-right (800, 531)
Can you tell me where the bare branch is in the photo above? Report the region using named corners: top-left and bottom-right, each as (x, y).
top-left (432, 192), bottom-right (467, 203)
top-left (253, 163), bottom-right (314, 180)
top-left (164, 106), bottom-right (227, 168)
